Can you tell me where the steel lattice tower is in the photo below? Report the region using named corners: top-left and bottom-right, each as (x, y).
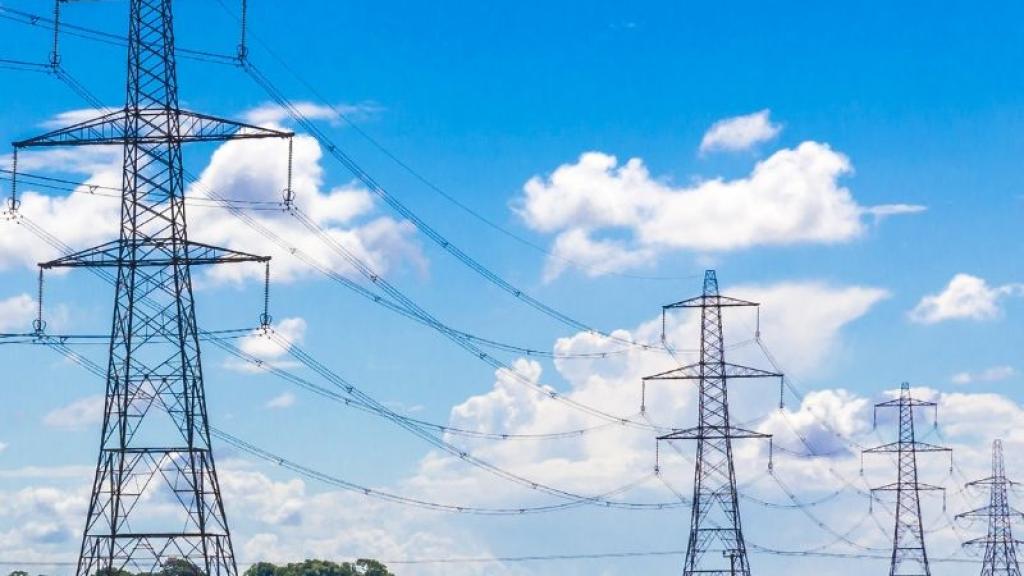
top-left (12, 1), bottom-right (292, 574)
top-left (863, 383), bottom-right (952, 576)
top-left (958, 439), bottom-right (1023, 576)
top-left (643, 270), bottom-right (782, 576)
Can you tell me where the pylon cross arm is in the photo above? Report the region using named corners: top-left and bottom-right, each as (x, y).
top-left (863, 441), bottom-right (951, 454)
top-left (968, 476), bottom-right (1022, 488)
top-left (871, 481), bottom-right (945, 493)
top-left (14, 108), bottom-right (293, 149)
top-left (663, 294), bottom-right (759, 309)
top-left (658, 425), bottom-right (770, 442)
top-left (962, 536), bottom-right (1024, 547)
top-left (643, 361), bottom-right (782, 381)
top-left (39, 239), bottom-right (270, 269)
top-left (956, 506), bottom-right (1024, 521)
top-left (874, 397), bottom-right (937, 409)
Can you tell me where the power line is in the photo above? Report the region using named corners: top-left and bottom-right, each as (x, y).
top-left (10, 213), bottom-right (688, 512)
top-left (240, 59), bottom-right (670, 352)
top-left (9, 212), bottom-right (657, 450)
top-left (8, 200), bottom-right (905, 537)
top-left (4, 2), bottom-right (696, 348)
top-left (38, 328), bottom-right (685, 515)
top-left (4, 8), bottom-right (687, 429)
top-left (213, 0), bottom-right (699, 283)
top-left (0, 169), bottom-right (285, 209)
top-left (0, 5), bottom-right (238, 66)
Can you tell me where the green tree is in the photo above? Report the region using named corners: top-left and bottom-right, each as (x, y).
top-left (158, 559), bottom-right (205, 576)
top-left (242, 560), bottom-right (394, 576)
top-left (243, 563), bottom-right (278, 576)
top-left (92, 568), bottom-right (135, 576)
top-left (353, 559), bottom-right (391, 576)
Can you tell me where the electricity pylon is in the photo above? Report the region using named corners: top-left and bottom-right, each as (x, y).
top-left (12, 1), bottom-right (292, 574)
top-left (958, 439), bottom-right (1023, 576)
top-left (863, 383), bottom-right (952, 576)
top-left (643, 270), bottom-right (782, 576)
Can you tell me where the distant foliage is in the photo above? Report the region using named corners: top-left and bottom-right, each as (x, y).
top-left (243, 560), bottom-right (394, 576)
top-left (5, 559), bottom-right (394, 576)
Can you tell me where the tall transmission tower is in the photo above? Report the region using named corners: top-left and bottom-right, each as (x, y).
top-left (863, 382), bottom-right (952, 576)
top-left (643, 270), bottom-right (782, 576)
top-left (958, 439), bottom-right (1023, 576)
top-left (11, 1), bottom-right (292, 574)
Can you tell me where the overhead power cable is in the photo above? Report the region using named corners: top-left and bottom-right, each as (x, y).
top-left (37, 328), bottom-right (686, 514)
top-left (4, 164), bottom-right (631, 362)
top-left (223, 329), bottom-right (640, 442)
top-left (2, 3), bottom-right (677, 350)
top-left (0, 545), bottom-right (980, 569)
top-left (214, 0), bottom-right (700, 283)
top-left (10, 211), bottom-right (656, 449)
top-left (0, 5), bottom-right (237, 66)
top-left (3, 14), bottom-right (677, 428)
top-left (1, 169), bottom-right (284, 210)
top-left (240, 61), bottom-right (668, 350)
top-left (11, 216), bottom-right (690, 512)
top-left (2, 8), bottom-right (929, 541)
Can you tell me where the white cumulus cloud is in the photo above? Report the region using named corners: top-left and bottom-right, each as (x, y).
top-left (0, 293), bottom-right (39, 332)
top-left (909, 274), bottom-right (1023, 324)
top-left (243, 101), bottom-right (380, 127)
top-left (951, 365), bottom-right (1016, 385)
top-left (43, 395), bottom-right (105, 430)
top-left (412, 279), bottom-right (887, 500)
top-left (229, 317), bottom-right (307, 373)
top-left (517, 143), bottom-right (923, 279)
top-left (265, 392), bottom-right (297, 410)
top-left (0, 106), bottom-right (426, 286)
top-left (699, 109), bottom-right (782, 153)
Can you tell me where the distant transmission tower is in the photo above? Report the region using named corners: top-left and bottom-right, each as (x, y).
top-left (643, 270), bottom-right (782, 576)
top-left (12, 1), bottom-right (291, 574)
top-left (958, 439), bottom-right (1023, 576)
top-left (863, 383), bottom-right (952, 576)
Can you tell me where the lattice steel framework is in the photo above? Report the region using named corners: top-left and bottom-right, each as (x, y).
top-left (863, 383), bottom-right (952, 576)
top-left (958, 439), bottom-right (1024, 576)
top-left (643, 270), bottom-right (782, 576)
top-left (12, 1), bottom-right (291, 574)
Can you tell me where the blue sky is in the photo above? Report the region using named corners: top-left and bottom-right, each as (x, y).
top-left (0, 1), bottom-right (1022, 574)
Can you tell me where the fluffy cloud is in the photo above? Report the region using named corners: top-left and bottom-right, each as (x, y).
top-left (39, 107), bottom-right (109, 130)
top-left (240, 317), bottom-right (307, 359)
top-left (228, 317), bottom-right (307, 373)
top-left (699, 109), bottom-right (782, 153)
top-left (517, 143), bottom-right (923, 279)
top-left (42, 395), bottom-right (105, 430)
top-left (9, 276), bottom-right (1019, 575)
top-left (0, 482), bottom-right (89, 561)
top-left (221, 472), bottom-right (517, 576)
top-left (761, 388), bottom-right (870, 458)
top-left (244, 102), bottom-right (380, 127)
top-left (910, 274), bottom-right (1023, 324)
top-left (951, 365), bottom-right (1016, 385)
top-left (0, 293), bottom-right (38, 332)
top-left (0, 106), bottom-right (425, 286)
top-left (409, 279), bottom-right (887, 504)
top-left (265, 392), bottom-right (297, 410)
top-left (0, 463), bottom-right (515, 576)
